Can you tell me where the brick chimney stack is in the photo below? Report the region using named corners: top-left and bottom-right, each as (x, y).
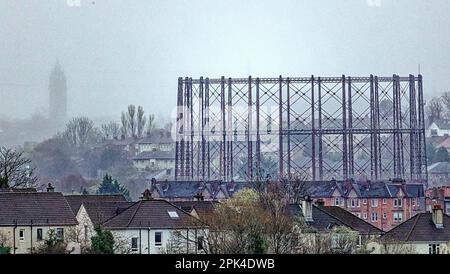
top-left (302, 195), bottom-right (313, 222)
top-left (46, 183), bottom-right (55, 192)
top-left (432, 204), bottom-right (444, 229)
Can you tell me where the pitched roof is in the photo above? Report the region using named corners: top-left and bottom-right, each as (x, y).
top-left (82, 201), bottom-right (135, 226)
top-left (0, 188), bottom-right (37, 193)
top-left (428, 162), bottom-right (450, 174)
top-left (64, 194), bottom-right (127, 214)
top-left (288, 204), bottom-right (382, 235)
top-left (0, 192), bottom-right (77, 226)
top-left (132, 150), bottom-right (175, 161)
top-left (172, 201), bottom-right (220, 218)
top-left (431, 119), bottom-right (450, 130)
top-left (381, 213), bottom-right (450, 242)
top-left (137, 130), bottom-right (173, 144)
top-left (102, 199), bottom-right (201, 229)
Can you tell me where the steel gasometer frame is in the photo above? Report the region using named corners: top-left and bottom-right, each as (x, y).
top-left (174, 75), bottom-right (427, 183)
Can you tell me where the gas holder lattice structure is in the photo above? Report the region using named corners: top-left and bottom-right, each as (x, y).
top-left (174, 75), bottom-right (427, 183)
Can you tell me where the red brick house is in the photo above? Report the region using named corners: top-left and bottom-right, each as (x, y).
top-left (425, 186), bottom-right (450, 214)
top-left (296, 179), bottom-right (425, 231)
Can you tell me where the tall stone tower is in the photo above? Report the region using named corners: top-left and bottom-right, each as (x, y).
top-left (49, 61), bottom-right (67, 127)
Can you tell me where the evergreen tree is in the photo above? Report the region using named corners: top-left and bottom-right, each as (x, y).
top-left (97, 174), bottom-right (130, 199)
top-left (90, 227), bottom-right (115, 254)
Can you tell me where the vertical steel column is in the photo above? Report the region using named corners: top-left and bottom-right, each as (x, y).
top-left (175, 77), bottom-right (183, 179)
top-left (189, 78), bottom-right (194, 178)
top-left (205, 78), bottom-right (210, 180)
top-left (221, 76), bottom-right (226, 181)
top-left (375, 76), bottom-right (382, 178)
top-left (199, 77), bottom-right (205, 180)
top-left (392, 74), bottom-right (399, 177)
top-left (311, 76), bottom-right (316, 180)
top-left (370, 75), bottom-right (378, 180)
top-left (397, 76), bottom-right (405, 177)
top-left (184, 77), bottom-right (190, 178)
top-left (417, 74), bottom-right (427, 182)
top-left (286, 78), bottom-right (291, 179)
top-left (227, 78), bottom-right (233, 180)
top-left (318, 77), bottom-right (323, 180)
top-left (347, 77), bottom-right (354, 178)
top-left (247, 76), bottom-right (253, 180)
top-left (256, 77), bottom-right (261, 180)
top-left (409, 74), bottom-right (417, 180)
top-left (342, 75), bottom-right (348, 180)
top-left (278, 76), bottom-right (284, 179)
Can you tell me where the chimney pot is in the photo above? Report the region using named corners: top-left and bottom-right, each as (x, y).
top-left (141, 189), bottom-right (152, 200)
top-left (46, 183), bottom-right (55, 192)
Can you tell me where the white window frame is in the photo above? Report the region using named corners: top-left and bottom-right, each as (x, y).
top-left (19, 229), bottom-right (25, 241)
top-left (131, 237), bottom-right (138, 251)
top-left (371, 212), bottom-right (378, 222)
top-left (363, 213), bottom-right (367, 220)
top-left (335, 198), bottom-right (340, 206)
top-left (155, 232), bottom-right (162, 246)
top-left (362, 199), bottom-right (367, 205)
top-left (371, 199), bottom-right (378, 208)
top-left (37, 228), bottom-right (43, 241)
top-left (383, 212), bottom-right (387, 219)
top-left (382, 198), bottom-right (387, 204)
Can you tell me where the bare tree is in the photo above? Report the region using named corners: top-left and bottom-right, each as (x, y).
top-left (101, 121), bottom-right (120, 139)
top-left (0, 147), bottom-right (38, 188)
top-left (127, 105), bottom-right (136, 138)
top-left (426, 97), bottom-right (443, 123)
top-left (137, 106), bottom-right (146, 138)
top-left (120, 112), bottom-right (129, 138)
top-left (61, 117), bottom-right (97, 149)
top-left (441, 91), bottom-right (450, 118)
top-left (146, 114), bottom-right (156, 135)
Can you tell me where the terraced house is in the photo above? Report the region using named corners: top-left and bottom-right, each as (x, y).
top-left (0, 187), bottom-right (78, 254)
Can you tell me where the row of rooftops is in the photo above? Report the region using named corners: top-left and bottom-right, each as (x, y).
top-left (1, 185), bottom-right (450, 242)
top-left (149, 178), bottom-right (425, 200)
top-left (99, 129), bottom-right (174, 147)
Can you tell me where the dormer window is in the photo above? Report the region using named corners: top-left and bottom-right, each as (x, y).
top-left (393, 198), bottom-right (402, 207)
top-left (168, 211), bottom-right (179, 219)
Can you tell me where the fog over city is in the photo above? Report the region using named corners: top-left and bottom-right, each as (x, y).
top-left (0, 0), bottom-right (449, 145)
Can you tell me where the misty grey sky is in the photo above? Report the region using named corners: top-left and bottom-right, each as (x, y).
top-left (0, 0), bottom-right (449, 120)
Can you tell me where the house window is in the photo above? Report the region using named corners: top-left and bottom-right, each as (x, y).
top-left (394, 198), bottom-right (402, 207)
top-left (350, 199), bottom-right (360, 208)
top-left (84, 225), bottom-right (88, 240)
top-left (155, 232), bottom-right (162, 246)
top-left (371, 199), bottom-right (378, 208)
top-left (37, 228), bottom-right (43, 241)
top-left (197, 236), bottom-right (204, 251)
top-left (363, 213), bottom-right (368, 220)
top-left (383, 212), bottom-right (387, 220)
top-left (131, 237), bottom-right (138, 251)
top-left (393, 212), bottom-right (403, 223)
top-left (56, 228), bottom-right (64, 241)
top-left (334, 198), bottom-right (340, 206)
top-left (382, 198), bottom-right (387, 204)
top-left (446, 203), bottom-right (450, 215)
top-left (362, 199), bottom-right (367, 205)
top-left (19, 229), bottom-right (25, 241)
top-left (412, 199), bottom-right (416, 207)
top-left (429, 244), bottom-right (441, 254)
top-left (167, 211), bottom-right (179, 219)
top-left (371, 212), bottom-right (378, 222)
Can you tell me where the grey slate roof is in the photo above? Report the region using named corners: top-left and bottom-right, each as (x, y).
top-left (82, 201), bottom-right (135, 226)
top-left (132, 150), bottom-right (175, 161)
top-left (0, 192), bottom-right (77, 226)
top-left (172, 201), bottom-right (220, 218)
top-left (149, 179), bottom-right (424, 201)
top-left (0, 188), bottom-right (37, 193)
top-left (64, 194), bottom-right (127, 214)
top-left (289, 204), bottom-right (382, 235)
top-left (137, 129), bottom-right (173, 144)
top-left (102, 199), bottom-right (201, 229)
top-left (428, 162), bottom-right (450, 174)
top-left (381, 213), bottom-right (450, 242)
top-left (432, 119), bottom-right (450, 130)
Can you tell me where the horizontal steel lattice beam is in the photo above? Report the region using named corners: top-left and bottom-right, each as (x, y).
top-left (175, 75), bottom-right (427, 184)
